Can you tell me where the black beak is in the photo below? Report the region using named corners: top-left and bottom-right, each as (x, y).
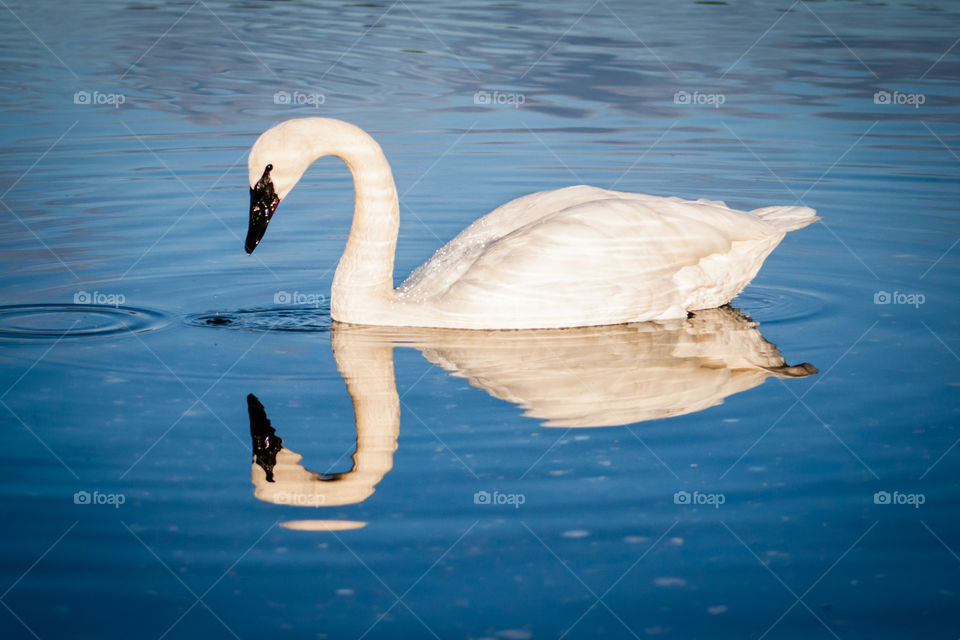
top-left (245, 164), bottom-right (279, 254)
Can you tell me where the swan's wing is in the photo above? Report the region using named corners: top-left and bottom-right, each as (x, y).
top-left (397, 185), bottom-right (760, 301)
top-left (399, 186), bottom-right (611, 298)
top-left (411, 195), bottom-right (781, 328)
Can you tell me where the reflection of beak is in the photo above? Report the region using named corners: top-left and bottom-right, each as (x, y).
top-left (247, 393), bottom-right (283, 482)
top-left (245, 166), bottom-right (279, 254)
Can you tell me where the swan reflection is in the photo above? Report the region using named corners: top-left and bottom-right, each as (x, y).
top-left (248, 306), bottom-right (815, 508)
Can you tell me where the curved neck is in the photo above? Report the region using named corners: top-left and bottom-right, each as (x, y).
top-left (332, 324), bottom-right (400, 497)
top-left (322, 122), bottom-right (399, 323)
top-left (248, 326), bottom-right (400, 508)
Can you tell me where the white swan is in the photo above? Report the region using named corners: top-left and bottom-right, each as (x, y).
top-left (245, 118), bottom-right (818, 329)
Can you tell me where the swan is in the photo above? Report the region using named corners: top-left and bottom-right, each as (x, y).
top-left (245, 118), bottom-right (818, 329)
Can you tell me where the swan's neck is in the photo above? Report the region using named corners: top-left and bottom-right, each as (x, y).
top-left (322, 123), bottom-right (399, 323)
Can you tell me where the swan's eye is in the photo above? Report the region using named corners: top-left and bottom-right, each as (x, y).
top-left (266, 163), bottom-right (273, 172)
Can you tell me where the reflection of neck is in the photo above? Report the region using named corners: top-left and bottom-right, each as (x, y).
top-left (332, 325), bottom-right (400, 484)
top-left (249, 329), bottom-right (399, 507)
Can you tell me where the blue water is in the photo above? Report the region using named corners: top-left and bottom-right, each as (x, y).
top-left (1, 1), bottom-right (958, 638)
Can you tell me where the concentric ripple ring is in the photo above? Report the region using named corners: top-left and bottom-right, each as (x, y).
top-left (0, 304), bottom-right (169, 340)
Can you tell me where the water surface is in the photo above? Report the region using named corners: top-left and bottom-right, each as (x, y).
top-left (1, 1), bottom-right (958, 638)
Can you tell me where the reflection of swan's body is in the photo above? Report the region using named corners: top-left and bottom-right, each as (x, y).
top-left (247, 306), bottom-right (815, 510)
top-left (335, 307), bottom-right (816, 428)
top-left (244, 118), bottom-right (818, 329)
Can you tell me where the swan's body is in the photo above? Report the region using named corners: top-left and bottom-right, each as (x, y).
top-left (246, 118), bottom-right (818, 329)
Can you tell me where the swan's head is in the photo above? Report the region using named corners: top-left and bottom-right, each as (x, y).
top-left (245, 120), bottom-right (323, 254)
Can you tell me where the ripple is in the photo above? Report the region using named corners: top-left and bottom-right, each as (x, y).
top-left (732, 285), bottom-right (827, 324)
top-left (185, 306), bottom-right (331, 333)
top-left (0, 304), bottom-right (169, 341)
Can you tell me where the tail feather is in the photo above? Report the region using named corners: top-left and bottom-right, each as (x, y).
top-left (752, 205), bottom-right (819, 232)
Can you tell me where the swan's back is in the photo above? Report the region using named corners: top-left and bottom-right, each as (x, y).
top-left (399, 186), bottom-right (616, 299)
top-left (395, 186), bottom-right (815, 329)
